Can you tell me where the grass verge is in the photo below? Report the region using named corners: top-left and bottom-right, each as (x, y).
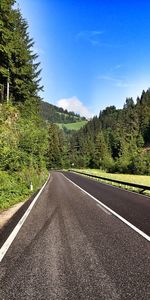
top-left (0, 168), bottom-right (48, 211)
top-left (71, 168), bottom-right (150, 196)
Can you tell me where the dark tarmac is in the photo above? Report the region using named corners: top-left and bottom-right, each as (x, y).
top-left (0, 172), bottom-right (149, 299)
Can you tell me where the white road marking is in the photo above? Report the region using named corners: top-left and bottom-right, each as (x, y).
top-left (0, 174), bottom-right (50, 263)
top-left (71, 171), bottom-right (150, 200)
top-left (96, 203), bottom-right (111, 215)
top-left (61, 173), bottom-right (150, 242)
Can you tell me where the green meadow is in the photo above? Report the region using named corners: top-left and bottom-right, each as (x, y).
top-left (56, 120), bottom-right (87, 131)
top-left (72, 169), bottom-right (150, 196)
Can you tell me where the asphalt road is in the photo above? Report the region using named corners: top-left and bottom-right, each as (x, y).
top-left (63, 171), bottom-right (150, 236)
top-left (0, 171), bottom-right (150, 300)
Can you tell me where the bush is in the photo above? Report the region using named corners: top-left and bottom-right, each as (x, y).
top-left (0, 168), bottom-right (48, 210)
top-left (0, 103), bottom-right (49, 210)
top-left (129, 152), bottom-right (150, 175)
top-left (0, 170), bottom-right (29, 210)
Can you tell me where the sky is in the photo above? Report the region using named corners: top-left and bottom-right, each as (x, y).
top-left (17, 0), bottom-right (150, 118)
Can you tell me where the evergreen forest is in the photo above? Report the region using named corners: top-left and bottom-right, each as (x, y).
top-left (40, 100), bottom-right (86, 124)
top-left (69, 94), bottom-right (150, 174)
top-left (0, 0), bottom-right (150, 209)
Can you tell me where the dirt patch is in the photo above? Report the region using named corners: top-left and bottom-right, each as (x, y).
top-left (0, 202), bottom-right (24, 230)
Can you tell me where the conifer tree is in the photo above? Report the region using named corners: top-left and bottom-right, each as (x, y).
top-left (0, 0), bottom-right (42, 104)
top-left (92, 131), bottom-right (113, 169)
top-left (47, 124), bottom-right (64, 168)
top-left (0, 0), bottom-right (15, 101)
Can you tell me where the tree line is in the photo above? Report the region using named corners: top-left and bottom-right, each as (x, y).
top-left (68, 93), bottom-right (150, 174)
top-left (0, 0), bottom-right (62, 208)
top-left (40, 101), bottom-right (86, 124)
top-left (0, 0), bottom-right (150, 209)
top-left (37, 89), bottom-right (150, 175)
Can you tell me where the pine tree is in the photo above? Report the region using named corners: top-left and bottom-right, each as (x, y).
top-left (0, 0), bottom-right (15, 101)
top-left (136, 89), bottom-right (150, 145)
top-left (92, 131), bottom-right (113, 170)
top-left (0, 0), bottom-right (42, 104)
top-left (47, 124), bottom-right (64, 168)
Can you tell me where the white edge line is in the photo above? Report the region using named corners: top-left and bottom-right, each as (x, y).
top-left (61, 173), bottom-right (150, 242)
top-left (96, 203), bottom-right (111, 215)
top-left (71, 171), bottom-right (150, 200)
top-left (0, 174), bottom-right (50, 263)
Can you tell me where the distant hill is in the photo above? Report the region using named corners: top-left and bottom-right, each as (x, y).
top-left (56, 120), bottom-right (88, 131)
top-left (40, 100), bottom-right (87, 130)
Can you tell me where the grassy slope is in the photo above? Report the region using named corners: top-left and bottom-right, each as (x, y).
top-left (0, 169), bottom-right (48, 211)
top-left (56, 120), bottom-right (87, 131)
top-left (57, 112), bottom-right (79, 119)
top-left (72, 169), bottom-right (150, 195)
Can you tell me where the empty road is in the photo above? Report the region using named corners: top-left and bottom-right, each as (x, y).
top-left (0, 171), bottom-right (150, 299)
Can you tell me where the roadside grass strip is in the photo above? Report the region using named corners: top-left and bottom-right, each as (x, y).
top-left (72, 169), bottom-right (150, 196)
top-left (0, 174), bottom-right (50, 263)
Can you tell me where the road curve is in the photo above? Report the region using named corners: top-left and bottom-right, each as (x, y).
top-left (0, 171), bottom-right (150, 300)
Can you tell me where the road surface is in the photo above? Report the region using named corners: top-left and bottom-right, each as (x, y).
top-left (63, 171), bottom-right (150, 236)
top-left (0, 171), bottom-right (150, 299)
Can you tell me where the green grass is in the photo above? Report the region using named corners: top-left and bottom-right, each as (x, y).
top-left (72, 168), bottom-right (150, 196)
top-left (0, 168), bottom-right (48, 211)
top-left (56, 120), bottom-right (87, 131)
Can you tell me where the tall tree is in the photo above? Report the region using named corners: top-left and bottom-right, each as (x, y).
top-left (92, 131), bottom-right (113, 169)
top-left (47, 124), bottom-right (64, 169)
top-left (0, 0), bottom-right (15, 101)
top-left (0, 0), bottom-right (42, 104)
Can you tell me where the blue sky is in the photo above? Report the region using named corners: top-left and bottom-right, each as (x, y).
top-left (17, 0), bottom-right (150, 117)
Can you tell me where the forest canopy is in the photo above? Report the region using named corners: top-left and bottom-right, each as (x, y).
top-left (68, 91), bottom-right (150, 174)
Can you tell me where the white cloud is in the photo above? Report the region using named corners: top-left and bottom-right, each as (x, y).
top-left (56, 96), bottom-right (93, 119)
top-left (76, 30), bottom-right (104, 45)
top-left (98, 75), bottom-right (135, 88)
top-left (76, 31), bottom-right (123, 48)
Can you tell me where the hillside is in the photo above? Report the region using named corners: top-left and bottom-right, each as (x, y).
top-left (40, 101), bottom-right (86, 126)
top-left (56, 120), bottom-right (87, 131)
top-left (69, 90), bottom-right (150, 174)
